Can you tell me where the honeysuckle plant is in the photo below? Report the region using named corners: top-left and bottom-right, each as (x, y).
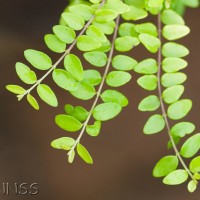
top-left (6, 0), bottom-right (200, 192)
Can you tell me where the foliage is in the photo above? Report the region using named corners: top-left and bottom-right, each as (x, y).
top-left (6, 0), bottom-right (200, 192)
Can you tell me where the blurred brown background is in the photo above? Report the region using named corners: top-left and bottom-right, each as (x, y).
top-left (0, 0), bottom-right (200, 199)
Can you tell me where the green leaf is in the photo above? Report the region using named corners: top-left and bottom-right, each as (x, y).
top-left (68, 4), bottom-right (93, 21)
top-left (106, 71), bottom-right (132, 87)
top-left (189, 156), bottom-right (200, 173)
top-left (104, 0), bottom-right (130, 14)
top-left (119, 23), bottom-right (138, 37)
top-left (161, 72), bottom-right (187, 88)
top-left (77, 35), bottom-right (101, 51)
top-left (153, 155), bottom-right (178, 177)
top-left (52, 69), bottom-right (78, 91)
top-left (51, 137), bottom-right (75, 150)
top-left (64, 54), bottom-right (83, 81)
top-left (137, 75), bottom-right (157, 91)
top-left (138, 95), bottom-right (160, 111)
top-left (44, 34), bottom-right (66, 53)
top-left (181, 0), bottom-right (199, 8)
top-left (180, 133), bottom-right (200, 158)
top-left (167, 99), bottom-right (192, 120)
top-left (67, 106), bottom-right (89, 122)
top-left (115, 36), bottom-right (140, 52)
top-left (37, 84), bottom-right (58, 107)
top-left (161, 9), bottom-right (185, 25)
top-left (162, 57), bottom-right (188, 73)
top-left (187, 180), bottom-right (197, 193)
top-left (194, 172), bottom-right (200, 180)
top-left (6, 85), bottom-right (25, 95)
top-left (86, 121), bottom-right (101, 137)
top-left (82, 70), bottom-right (102, 86)
top-left (124, 0), bottom-right (146, 8)
top-left (134, 58), bottom-right (158, 74)
top-left (94, 9), bottom-right (118, 22)
top-left (86, 25), bottom-right (107, 43)
top-left (62, 12), bottom-right (85, 31)
top-left (77, 143), bottom-right (93, 164)
top-left (70, 82), bottom-right (96, 100)
top-left (89, 0), bottom-right (101, 3)
top-left (68, 150), bottom-right (75, 164)
top-left (101, 89), bottom-right (129, 107)
top-left (143, 114), bottom-right (165, 134)
top-left (162, 85), bottom-right (184, 104)
top-left (163, 170), bottom-right (188, 185)
top-left (135, 22), bottom-right (158, 37)
top-left (92, 20), bottom-right (115, 35)
top-left (95, 39), bottom-right (111, 52)
top-left (64, 104), bottom-right (74, 115)
top-left (55, 114), bottom-right (82, 132)
top-left (122, 5), bottom-right (148, 21)
top-left (15, 62), bottom-right (37, 84)
top-left (162, 25), bottom-right (190, 40)
top-left (24, 49), bottom-right (52, 70)
top-left (171, 122), bottom-right (195, 137)
top-left (162, 42), bottom-right (189, 58)
top-left (27, 94), bottom-right (39, 110)
top-left (84, 51), bottom-right (107, 67)
top-left (148, 0), bottom-right (164, 7)
top-left (93, 102), bottom-right (122, 121)
top-left (167, 136), bottom-right (181, 149)
top-left (112, 55), bottom-right (137, 71)
top-left (139, 33), bottom-right (161, 53)
top-left (53, 25), bottom-right (76, 44)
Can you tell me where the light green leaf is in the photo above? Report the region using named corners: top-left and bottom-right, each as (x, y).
top-left (162, 85), bottom-right (184, 104)
top-left (148, 0), bottom-right (164, 7)
top-left (89, 0), bottom-right (101, 3)
top-left (104, 0), bottom-right (130, 14)
top-left (93, 102), bottom-right (122, 121)
top-left (106, 71), bottom-right (132, 87)
top-left (77, 143), bottom-right (93, 164)
top-left (194, 172), bottom-right (200, 180)
top-left (167, 136), bottom-right (181, 149)
top-left (161, 9), bottom-right (185, 25)
top-left (86, 121), bottom-right (101, 137)
top-left (134, 58), bottom-right (158, 74)
top-left (161, 72), bottom-right (187, 88)
top-left (44, 34), bottom-right (66, 53)
top-left (95, 9), bottom-right (118, 22)
top-left (153, 155), bottom-right (178, 177)
top-left (143, 114), bottom-right (165, 134)
top-left (163, 170), bottom-right (188, 185)
top-left (115, 36), bottom-right (140, 52)
top-left (51, 137), bottom-right (75, 150)
top-left (112, 55), bottom-right (137, 71)
top-left (187, 180), bottom-right (197, 193)
top-left (68, 4), bottom-right (93, 21)
top-left (189, 156), bottom-right (200, 173)
top-left (24, 49), bottom-right (52, 70)
top-left (27, 94), bottom-right (39, 110)
top-left (16, 62), bottom-right (37, 84)
top-left (167, 99), bottom-right (192, 120)
top-left (162, 42), bottom-right (189, 58)
top-left (55, 114), bottom-right (82, 132)
top-left (77, 35), bottom-right (101, 51)
top-left (52, 69), bottom-right (78, 91)
top-left (6, 85), bottom-right (25, 95)
top-left (68, 150), bottom-right (75, 164)
top-left (124, 0), bottom-right (146, 8)
top-left (181, 0), bottom-right (199, 8)
top-left (82, 70), bottom-right (102, 86)
top-left (95, 39), bottom-right (111, 52)
top-left (180, 133), bottom-right (200, 158)
top-left (171, 122), bottom-right (195, 137)
top-left (37, 84), bottom-right (58, 107)
top-left (101, 89), bottom-right (129, 107)
top-left (53, 25), bottom-right (76, 44)
top-left (62, 12), bottom-right (85, 31)
top-left (138, 95), bottom-right (160, 111)
top-left (86, 25), bottom-right (107, 43)
top-left (64, 104), bottom-right (74, 115)
top-left (122, 5), bottom-right (148, 21)
top-left (135, 22), bottom-right (158, 36)
top-left (67, 106), bottom-right (89, 122)
top-left (64, 54), bottom-right (83, 81)
top-left (70, 82), bottom-right (96, 100)
top-left (162, 25), bottom-right (190, 40)
top-left (137, 75), bottom-right (157, 91)
top-left (139, 33), bottom-right (161, 53)
top-left (162, 57), bottom-right (188, 73)
top-left (119, 23), bottom-right (138, 37)
top-left (84, 51), bottom-right (107, 67)
top-left (92, 20), bottom-right (115, 35)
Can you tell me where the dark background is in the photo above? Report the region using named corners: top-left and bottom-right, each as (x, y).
top-left (0, 0), bottom-right (200, 199)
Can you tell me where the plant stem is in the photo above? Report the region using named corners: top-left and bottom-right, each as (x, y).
top-left (157, 13), bottom-right (194, 179)
top-left (19, 0), bottom-right (106, 99)
top-left (68, 16), bottom-right (120, 156)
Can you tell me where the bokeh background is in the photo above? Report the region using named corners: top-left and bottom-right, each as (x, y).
top-left (0, 0), bottom-right (200, 199)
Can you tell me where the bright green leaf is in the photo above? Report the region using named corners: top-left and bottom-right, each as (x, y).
top-left (137, 75), bottom-right (157, 90)
top-left (95, 9), bottom-right (118, 22)
top-left (82, 69), bottom-right (102, 86)
top-left (51, 137), bottom-right (75, 150)
top-left (27, 94), bottom-right (39, 110)
top-left (190, 156), bottom-right (200, 173)
top-left (171, 122), bottom-right (195, 137)
top-left (77, 143), bottom-right (93, 164)
top-left (86, 121), bottom-right (101, 137)
top-left (138, 95), bottom-right (160, 111)
top-left (84, 51), bottom-right (107, 67)
top-left (119, 23), bottom-right (138, 37)
top-left (135, 22), bottom-right (158, 36)
top-left (92, 20), bottom-right (115, 35)
top-left (187, 180), bottom-right (197, 193)
top-left (104, 0), bottom-right (130, 14)
top-left (6, 85), bottom-right (25, 95)
top-left (148, 0), bottom-right (164, 7)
